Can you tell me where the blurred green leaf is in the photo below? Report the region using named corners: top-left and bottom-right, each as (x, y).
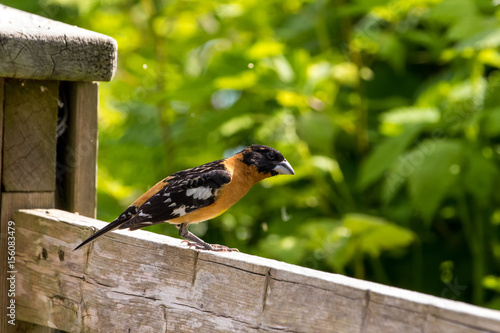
top-left (482, 108), bottom-right (500, 137)
top-left (215, 71), bottom-right (258, 90)
top-left (219, 114), bottom-right (255, 137)
top-left (358, 125), bottom-right (422, 190)
top-left (484, 72), bottom-right (500, 108)
top-left (430, 0), bottom-right (477, 25)
top-left (296, 112), bottom-right (334, 152)
top-left (380, 107), bottom-right (440, 128)
top-left (246, 40), bottom-right (285, 59)
top-left (408, 140), bottom-right (464, 223)
top-left (484, 275), bottom-right (500, 293)
top-left (456, 28), bottom-right (500, 51)
top-left (311, 155), bottom-right (344, 183)
top-left (464, 149), bottom-right (498, 206)
top-left (378, 33), bottom-right (406, 73)
top-left (342, 214), bottom-right (415, 257)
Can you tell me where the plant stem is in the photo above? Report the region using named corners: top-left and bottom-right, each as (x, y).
top-left (472, 205), bottom-right (485, 305)
top-left (458, 193), bottom-right (484, 305)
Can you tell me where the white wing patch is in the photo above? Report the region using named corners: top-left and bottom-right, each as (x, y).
top-left (186, 186), bottom-right (213, 200)
top-left (138, 210), bottom-right (152, 219)
top-left (172, 205), bottom-right (187, 217)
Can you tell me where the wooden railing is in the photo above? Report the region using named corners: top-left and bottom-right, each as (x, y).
top-left (12, 209), bottom-right (500, 332)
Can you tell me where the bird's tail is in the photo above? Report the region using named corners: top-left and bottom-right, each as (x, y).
top-left (73, 218), bottom-right (124, 251)
top-left (74, 206), bottom-right (138, 251)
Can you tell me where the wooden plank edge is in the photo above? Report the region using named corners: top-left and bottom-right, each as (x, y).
top-left (2, 194), bottom-right (55, 333)
top-left (65, 81), bottom-right (98, 218)
top-left (15, 209), bottom-right (500, 332)
top-left (0, 5), bottom-right (117, 82)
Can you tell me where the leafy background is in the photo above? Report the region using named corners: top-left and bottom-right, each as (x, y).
top-left (6, 0), bottom-right (500, 309)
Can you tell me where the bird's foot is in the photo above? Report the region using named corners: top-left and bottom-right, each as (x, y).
top-left (181, 240), bottom-right (238, 252)
top-left (180, 240), bottom-right (206, 250)
top-left (210, 244), bottom-right (239, 252)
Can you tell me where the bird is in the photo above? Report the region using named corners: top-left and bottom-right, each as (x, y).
top-left (74, 145), bottom-right (294, 252)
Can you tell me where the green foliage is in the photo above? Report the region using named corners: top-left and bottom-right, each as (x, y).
top-left (408, 139), bottom-right (464, 223)
top-left (358, 124), bottom-right (423, 189)
top-left (8, 0), bottom-right (500, 309)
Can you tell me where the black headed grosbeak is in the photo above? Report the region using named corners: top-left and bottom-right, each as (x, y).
top-left (75, 145), bottom-right (294, 252)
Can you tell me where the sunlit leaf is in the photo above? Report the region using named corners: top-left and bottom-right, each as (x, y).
top-left (219, 114), bottom-right (255, 137)
top-left (214, 70), bottom-right (258, 89)
top-left (456, 28), bottom-right (500, 51)
top-left (261, 56), bottom-right (295, 83)
top-left (246, 40), bottom-right (285, 59)
top-left (276, 90), bottom-right (307, 108)
top-left (483, 275), bottom-right (500, 293)
top-left (332, 62), bottom-right (359, 87)
top-left (311, 155), bottom-right (344, 183)
top-left (380, 107), bottom-right (440, 127)
top-left (342, 214), bottom-right (415, 257)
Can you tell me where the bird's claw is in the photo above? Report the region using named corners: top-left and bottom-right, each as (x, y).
top-left (210, 244), bottom-right (239, 252)
top-left (181, 240), bottom-right (205, 250)
top-left (181, 240), bottom-right (238, 252)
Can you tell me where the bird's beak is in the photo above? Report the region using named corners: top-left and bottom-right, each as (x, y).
top-left (273, 160), bottom-right (295, 175)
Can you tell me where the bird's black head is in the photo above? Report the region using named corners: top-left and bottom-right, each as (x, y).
top-left (239, 145), bottom-right (295, 176)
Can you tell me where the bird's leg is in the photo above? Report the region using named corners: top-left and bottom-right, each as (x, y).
top-left (176, 223), bottom-right (213, 250)
top-left (176, 223), bottom-right (238, 252)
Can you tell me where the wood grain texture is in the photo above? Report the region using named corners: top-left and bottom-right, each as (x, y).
top-left (0, 78), bottom-right (4, 333)
top-left (0, 5), bottom-right (117, 81)
top-left (0, 78), bottom-right (4, 189)
top-left (13, 321), bottom-right (59, 333)
top-left (2, 79), bottom-right (58, 192)
top-left (57, 81), bottom-right (98, 218)
top-left (12, 209), bottom-right (500, 333)
top-left (1, 193), bottom-right (55, 333)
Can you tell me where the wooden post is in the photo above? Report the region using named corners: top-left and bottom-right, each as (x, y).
top-left (0, 78), bottom-right (3, 188)
top-left (2, 79), bottom-right (59, 192)
top-left (57, 81), bottom-right (99, 218)
top-left (0, 4), bottom-right (117, 332)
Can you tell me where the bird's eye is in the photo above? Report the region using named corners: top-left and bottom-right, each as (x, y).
top-left (267, 151), bottom-right (275, 160)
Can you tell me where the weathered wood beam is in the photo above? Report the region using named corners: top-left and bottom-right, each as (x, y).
top-left (2, 79), bottom-right (59, 192)
top-left (1, 194), bottom-right (55, 333)
top-left (13, 321), bottom-right (59, 333)
top-left (0, 5), bottom-right (117, 82)
top-left (0, 78), bottom-right (3, 188)
top-left (12, 209), bottom-right (500, 333)
top-left (57, 81), bottom-right (98, 218)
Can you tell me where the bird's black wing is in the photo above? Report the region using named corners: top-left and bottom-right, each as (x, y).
top-left (74, 159), bottom-right (231, 250)
top-left (119, 160), bottom-right (231, 230)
